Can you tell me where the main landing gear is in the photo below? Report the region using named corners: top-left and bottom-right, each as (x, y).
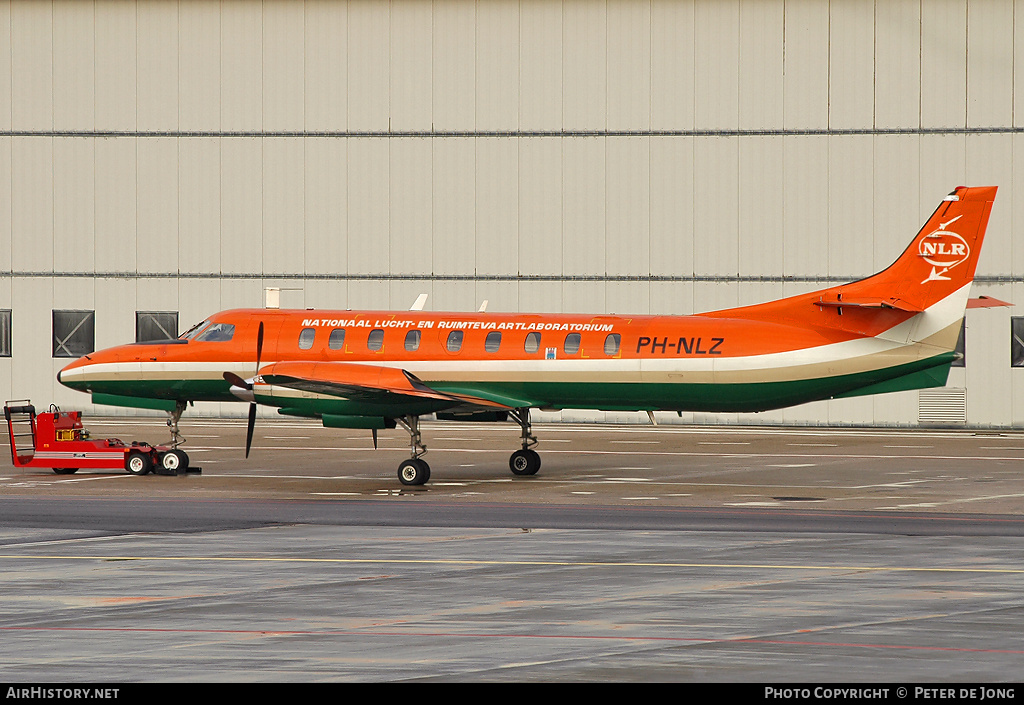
top-left (396, 415), bottom-right (430, 486)
top-left (508, 407), bottom-right (541, 476)
top-left (393, 407), bottom-right (542, 486)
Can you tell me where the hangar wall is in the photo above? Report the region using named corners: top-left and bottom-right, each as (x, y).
top-left (1, 0), bottom-right (1023, 427)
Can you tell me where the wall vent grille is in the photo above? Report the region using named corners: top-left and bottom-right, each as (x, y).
top-left (919, 388), bottom-right (967, 425)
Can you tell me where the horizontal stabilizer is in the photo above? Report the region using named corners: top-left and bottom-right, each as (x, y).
top-left (967, 296), bottom-right (1012, 308)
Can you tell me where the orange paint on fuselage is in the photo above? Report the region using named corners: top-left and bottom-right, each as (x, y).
top-left (61, 307), bottom-right (868, 376)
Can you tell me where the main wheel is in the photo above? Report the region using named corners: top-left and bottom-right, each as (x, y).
top-left (509, 448), bottom-right (541, 476)
top-left (52, 468), bottom-right (78, 475)
top-left (125, 450), bottom-right (152, 476)
top-left (160, 449), bottom-right (189, 472)
top-left (398, 458), bottom-right (430, 486)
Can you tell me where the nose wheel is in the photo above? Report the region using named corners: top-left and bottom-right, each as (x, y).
top-left (159, 448), bottom-right (189, 472)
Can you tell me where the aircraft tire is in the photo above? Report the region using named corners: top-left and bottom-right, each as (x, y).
top-left (52, 468), bottom-right (78, 475)
top-left (398, 458), bottom-right (430, 486)
top-left (509, 449), bottom-right (541, 476)
top-left (125, 450), bottom-right (152, 476)
top-left (160, 449), bottom-right (189, 472)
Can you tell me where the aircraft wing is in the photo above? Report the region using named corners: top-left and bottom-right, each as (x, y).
top-left (256, 361), bottom-right (514, 412)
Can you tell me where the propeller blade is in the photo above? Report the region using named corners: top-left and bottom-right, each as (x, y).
top-left (226, 321), bottom-right (265, 458)
top-left (255, 320), bottom-right (264, 371)
top-left (223, 371), bottom-right (251, 390)
top-left (245, 402), bottom-right (256, 458)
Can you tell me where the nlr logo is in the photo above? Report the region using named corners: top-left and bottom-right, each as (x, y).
top-left (919, 225), bottom-right (970, 283)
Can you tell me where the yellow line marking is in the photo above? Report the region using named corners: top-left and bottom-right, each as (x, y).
top-left (0, 554), bottom-right (1021, 574)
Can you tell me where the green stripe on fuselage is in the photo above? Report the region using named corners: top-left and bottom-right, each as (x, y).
top-left (431, 352), bottom-right (958, 413)
top-left (68, 380), bottom-right (237, 403)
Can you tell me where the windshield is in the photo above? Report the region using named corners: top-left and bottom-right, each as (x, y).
top-left (194, 323), bottom-right (236, 342)
top-left (179, 320), bottom-right (210, 340)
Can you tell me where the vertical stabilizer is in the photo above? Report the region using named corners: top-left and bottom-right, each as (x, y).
top-left (709, 187), bottom-right (997, 351)
top-left (843, 186), bottom-right (996, 312)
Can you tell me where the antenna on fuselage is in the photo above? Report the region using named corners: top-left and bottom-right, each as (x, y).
top-left (409, 293), bottom-right (428, 311)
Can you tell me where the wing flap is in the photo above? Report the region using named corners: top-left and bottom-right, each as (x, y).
top-left (258, 361), bottom-right (449, 402)
top-left (256, 361), bottom-right (514, 411)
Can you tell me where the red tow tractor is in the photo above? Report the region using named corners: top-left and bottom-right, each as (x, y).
top-left (4, 400), bottom-right (198, 476)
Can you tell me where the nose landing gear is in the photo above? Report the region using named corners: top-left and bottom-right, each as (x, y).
top-left (156, 401), bottom-right (193, 474)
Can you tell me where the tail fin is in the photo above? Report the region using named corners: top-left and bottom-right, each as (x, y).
top-left (815, 186), bottom-right (996, 350)
top-left (715, 187), bottom-right (996, 350)
top-left (838, 186), bottom-right (996, 312)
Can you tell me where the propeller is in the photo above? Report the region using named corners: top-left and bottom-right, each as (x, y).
top-left (223, 321), bottom-right (264, 458)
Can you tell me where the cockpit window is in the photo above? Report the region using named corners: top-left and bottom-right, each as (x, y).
top-left (194, 323), bottom-right (235, 342)
top-left (180, 320), bottom-right (211, 340)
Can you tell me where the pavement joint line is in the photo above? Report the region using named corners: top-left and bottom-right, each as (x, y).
top-left (0, 625), bottom-right (1020, 654)
top-left (0, 554), bottom-right (1022, 574)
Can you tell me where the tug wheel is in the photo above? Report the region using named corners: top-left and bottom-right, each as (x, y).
top-left (125, 450), bottom-right (152, 476)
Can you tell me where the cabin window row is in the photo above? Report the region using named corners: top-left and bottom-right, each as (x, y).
top-left (295, 327), bottom-right (622, 357)
top-left (0, 311), bottom-right (1009, 369)
top-left (11, 312), bottom-right (970, 366)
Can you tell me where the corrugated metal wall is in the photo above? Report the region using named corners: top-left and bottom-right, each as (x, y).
top-left (0, 0), bottom-right (1022, 426)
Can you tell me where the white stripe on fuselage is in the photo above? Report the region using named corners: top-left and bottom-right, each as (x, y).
top-left (62, 285), bottom-right (968, 388)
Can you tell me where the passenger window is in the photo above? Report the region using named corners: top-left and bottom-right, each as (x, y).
top-left (298, 327), bottom-right (315, 350)
top-left (564, 333), bottom-right (581, 355)
top-left (328, 328), bottom-right (345, 350)
top-left (484, 331), bottom-right (502, 353)
top-left (405, 329), bottom-right (421, 352)
top-left (447, 330), bottom-right (464, 353)
top-left (367, 329), bottom-right (384, 351)
top-left (524, 332), bottom-right (541, 354)
top-left (604, 333), bottom-right (621, 356)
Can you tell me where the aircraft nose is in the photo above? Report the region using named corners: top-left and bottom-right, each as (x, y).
top-left (57, 355), bottom-right (94, 391)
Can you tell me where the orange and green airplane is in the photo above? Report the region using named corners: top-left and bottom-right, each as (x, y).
top-left (58, 186), bottom-right (997, 485)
